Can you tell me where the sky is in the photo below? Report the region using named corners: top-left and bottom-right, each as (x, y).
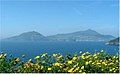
top-left (0, 0), bottom-right (119, 39)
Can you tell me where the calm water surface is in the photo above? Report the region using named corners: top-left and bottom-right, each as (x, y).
top-left (0, 41), bottom-right (119, 60)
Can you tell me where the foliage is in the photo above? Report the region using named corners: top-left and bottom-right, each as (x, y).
top-left (0, 50), bottom-right (119, 73)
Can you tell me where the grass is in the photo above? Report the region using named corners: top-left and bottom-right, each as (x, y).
top-left (0, 50), bottom-right (119, 73)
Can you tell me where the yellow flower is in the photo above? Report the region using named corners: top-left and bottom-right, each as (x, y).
top-left (116, 60), bottom-right (118, 62)
top-left (0, 54), bottom-right (7, 58)
top-left (82, 53), bottom-right (86, 56)
top-left (35, 56), bottom-right (40, 59)
top-left (79, 70), bottom-right (82, 72)
top-left (114, 70), bottom-right (116, 73)
top-left (109, 69), bottom-right (112, 72)
top-left (53, 54), bottom-right (57, 57)
top-left (92, 62), bottom-right (95, 65)
top-left (73, 63), bottom-right (79, 68)
top-left (81, 55), bottom-right (85, 59)
top-left (15, 58), bottom-right (20, 62)
top-left (81, 66), bottom-right (84, 70)
top-left (41, 54), bottom-right (45, 57)
top-left (4, 54), bottom-right (7, 57)
top-left (102, 62), bottom-right (107, 66)
top-left (54, 62), bottom-right (61, 66)
top-left (48, 67), bottom-right (52, 71)
top-left (109, 63), bottom-right (114, 65)
top-left (94, 56), bottom-right (98, 59)
top-left (73, 57), bottom-right (77, 60)
top-left (102, 62), bottom-right (105, 64)
top-left (0, 54), bottom-right (3, 58)
top-left (112, 68), bottom-right (115, 70)
top-left (97, 53), bottom-right (100, 55)
top-left (113, 56), bottom-right (116, 59)
top-left (85, 61), bottom-right (89, 65)
top-left (88, 61), bottom-right (92, 63)
top-left (68, 60), bottom-right (73, 64)
top-left (41, 53), bottom-right (47, 57)
top-left (58, 55), bottom-right (62, 59)
top-left (100, 60), bottom-right (102, 62)
top-left (85, 56), bottom-right (89, 59)
top-left (68, 68), bottom-right (74, 73)
top-left (108, 59), bottom-right (111, 61)
top-left (41, 66), bottom-right (44, 69)
top-left (101, 69), bottom-right (104, 71)
top-left (93, 54), bottom-right (97, 57)
top-left (35, 64), bottom-right (40, 69)
top-left (96, 62), bottom-right (101, 65)
top-left (60, 66), bottom-right (63, 68)
top-left (86, 52), bottom-right (89, 54)
top-left (74, 67), bottom-right (80, 72)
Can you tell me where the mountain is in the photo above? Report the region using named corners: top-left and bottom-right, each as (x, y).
top-left (106, 37), bottom-right (119, 45)
top-left (47, 29), bottom-right (115, 41)
top-left (2, 29), bottom-right (115, 42)
top-left (3, 31), bottom-right (48, 42)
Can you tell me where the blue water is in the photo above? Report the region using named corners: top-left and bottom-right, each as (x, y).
top-left (0, 41), bottom-right (119, 60)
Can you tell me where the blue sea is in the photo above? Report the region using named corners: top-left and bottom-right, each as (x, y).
top-left (0, 41), bottom-right (119, 60)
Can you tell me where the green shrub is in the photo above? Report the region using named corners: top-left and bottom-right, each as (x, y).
top-left (0, 50), bottom-right (119, 73)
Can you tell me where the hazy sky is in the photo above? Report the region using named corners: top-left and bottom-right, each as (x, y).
top-left (0, 0), bottom-right (119, 39)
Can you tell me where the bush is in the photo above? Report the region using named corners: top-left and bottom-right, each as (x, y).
top-left (0, 50), bottom-right (119, 73)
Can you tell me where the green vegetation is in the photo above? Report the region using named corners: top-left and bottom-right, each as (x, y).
top-left (0, 50), bottom-right (119, 73)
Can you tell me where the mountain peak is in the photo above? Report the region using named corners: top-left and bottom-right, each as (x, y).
top-left (23, 31), bottom-right (40, 34)
top-left (86, 29), bottom-right (94, 31)
top-left (84, 29), bottom-right (97, 33)
top-left (82, 29), bottom-right (100, 35)
top-left (19, 31), bottom-right (42, 36)
top-left (2, 31), bottom-right (48, 42)
top-left (30, 31), bottom-right (38, 33)
top-left (72, 29), bottom-right (100, 36)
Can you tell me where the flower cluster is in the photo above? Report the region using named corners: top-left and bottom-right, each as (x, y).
top-left (0, 50), bottom-right (119, 73)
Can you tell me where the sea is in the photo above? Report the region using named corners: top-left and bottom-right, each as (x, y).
top-left (0, 41), bottom-right (119, 61)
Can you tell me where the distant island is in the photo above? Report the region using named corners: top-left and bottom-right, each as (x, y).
top-left (106, 37), bottom-right (119, 45)
top-left (2, 29), bottom-right (115, 42)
